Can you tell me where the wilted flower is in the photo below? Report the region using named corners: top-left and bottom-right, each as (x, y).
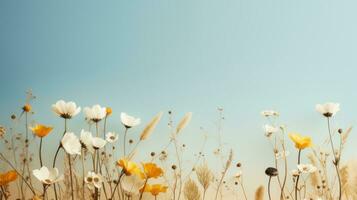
top-left (0, 170), bottom-right (17, 186)
top-left (117, 159), bottom-right (141, 176)
top-left (265, 167), bottom-right (278, 177)
top-left (61, 132), bottom-right (81, 155)
top-left (106, 132), bottom-right (118, 143)
top-left (141, 162), bottom-right (163, 179)
top-left (289, 133), bottom-right (312, 150)
top-left (84, 105), bottom-right (106, 122)
top-left (316, 102), bottom-right (340, 117)
top-left (261, 110), bottom-right (279, 117)
top-left (52, 100), bottom-right (81, 119)
top-left (85, 171), bottom-right (103, 189)
top-left (297, 164), bottom-right (317, 174)
top-left (140, 184), bottom-right (168, 196)
top-left (121, 112), bottom-right (141, 128)
top-left (33, 166), bottom-right (63, 185)
top-left (30, 124), bottom-right (53, 138)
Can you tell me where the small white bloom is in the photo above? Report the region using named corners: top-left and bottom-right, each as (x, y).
top-left (106, 132), bottom-right (118, 143)
top-left (291, 169), bottom-right (300, 177)
top-left (52, 100), bottom-right (81, 119)
top-left (235, 170), bottom-right (243, 178)
top-left (61, 132), bottom-right (81, 155)
top-left (121, 112), bottom-right (141, 128)
top-left (261, 110), bottom-right (279, 117)
top-left (84, 105), bottom-right (106, 122)
top-left (264, 124), bottom-right (279, 137)
top-left (275, 151), bottom-right (290, 159)
top-left (297, 164), bottom-right (317, 174)
top-left (92, 137), bottom-right (107, 149)
top-left (33, 166), bottom-right (63, 185)
top-left (85, 171), bottom-right (103, 189)
top-left (80, 129), bottom-right (94, 154)
top-left (315, 102), bottom-right (340, 117)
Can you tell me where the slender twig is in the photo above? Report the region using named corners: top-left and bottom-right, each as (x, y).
top-left (268, 176), bottom-right (272, 200)
top-left (295, 150), bottom-right (301, 200)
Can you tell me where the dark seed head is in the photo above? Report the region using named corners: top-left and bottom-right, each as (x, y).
top-left (265, 167), bottom-right (278, 177)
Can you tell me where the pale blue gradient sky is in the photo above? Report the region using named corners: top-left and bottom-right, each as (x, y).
top-left (1, 0), bottom-right (357, 195)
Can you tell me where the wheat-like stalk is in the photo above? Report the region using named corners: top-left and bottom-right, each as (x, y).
top-left (140, 112), bottom-right (163, 140)
top-left (183, 179), bottom-right (201, 200)
top-left (255, 185), bottom-right (264, 200)
top-left (176, 112), bottom-right (192, 134)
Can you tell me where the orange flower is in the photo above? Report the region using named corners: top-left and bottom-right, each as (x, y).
top-left (22, 104), bottom-right (32, 112)
top-left (289, 133), bottom-right (312, 150)
top-left (142, 162), bottom-right (163, 179)
top-left (141, 184), bottom-right (168, 196)
top-left (116, 159), bottom-right (141, 176)
top-left (30, 124), bottom-right (53, 138)
top-left (106, 107), bottom-right (112, 116)
top-left (0, 170), bottom-right (18, 186)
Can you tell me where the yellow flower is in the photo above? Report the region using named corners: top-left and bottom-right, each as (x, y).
top-left (142, 162), bottom-right (163, 179)
top-left (30, 124), bottom-right (53, 138)
top-left (117, 159), bottom-right (141, 176)
top-left (106, 107), bottom-right (112, 116)
top-left (289, 133), bottom-right (312, 150)
top-left (0, 170), bottom-right (18, 186)
top-left (22, 104), bottom-right (32, 113)
top-left (141, 184), bottom-right (168, 196)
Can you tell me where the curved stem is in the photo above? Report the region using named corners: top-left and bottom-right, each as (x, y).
top-left (326, 117), bottom-right (342, 200)
top-left (68, 154), bottom-right (74, 200)
top-left (110, 171), bottom-right (124, 200)
top-left (139, 178), bottom-right (148, 200)
top-left (295, 149), bottom-right (301, 200)
top-left (39, 138), bottom-right (43, 167)
top-left (268, 176), bottom-right (272, 200)
top-left (53, 119), bottom-right (67, 200)
top-left (123, 128), bottom-right (128, 157)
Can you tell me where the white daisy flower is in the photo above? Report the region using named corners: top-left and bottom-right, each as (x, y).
top-left (120, 112), bottom-right (141, 128)
top-left (106, 132), bottom-right (118, 143)
top-left (315, 102), bottom-right (340, 117)
top-left (33, 166), bottom-right (63, 185)
top-left (84, 105), bottom-right (106, 122)
top-left (92, 137), bottom-right (106, 149)
top-left (80, 129), bottom-right (94, 154)
top-left (297, 164), bottom-right (317, 174)
top-left (61, 132), bottom-right (81, 155)
top-left (264, 124), bottom-right (279, 137)
top-left (52, 100), bottom-right (81, 119)
top-left (85, 171), bottom-right (103, 189)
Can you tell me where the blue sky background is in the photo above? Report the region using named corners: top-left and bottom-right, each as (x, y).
top-left (1, 0), bottom-right (357, 195)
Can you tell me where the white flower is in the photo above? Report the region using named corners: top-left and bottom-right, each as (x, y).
top-left (235, 170), bottom-right (243, 178)
top-left (121, 174), bottom-right (145, 195)
top-left (261, 110), bottom-right (279, 117)
top-left (84, 105), bottom-right (106, 122)
top-left (315, 102), bottom-right (340, 117)
top-left (275, 151), bottom-right (290, 159)
top-left (121, 112), bottom-right (141, 128)
top-left (61, 132), bottom-right (81, 155)
top-left (291, 169), bottom-right (299, 177)
top-left (52, 100), bottom-right (81, 119)
top-left (92, 137), bottom-right (106, 149)
top-left (264, 124), bottom-right (279, 137)
top-left (80, 130), bottom-right (94, 154)
top-left (33, 166), bottom-right (63, 185)
top-left (106, 132), bottom-right (118, 143)
top-left (297, 164), bottom-right (317, 174)
top-left (85, 171), bottom-right (103, 189)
